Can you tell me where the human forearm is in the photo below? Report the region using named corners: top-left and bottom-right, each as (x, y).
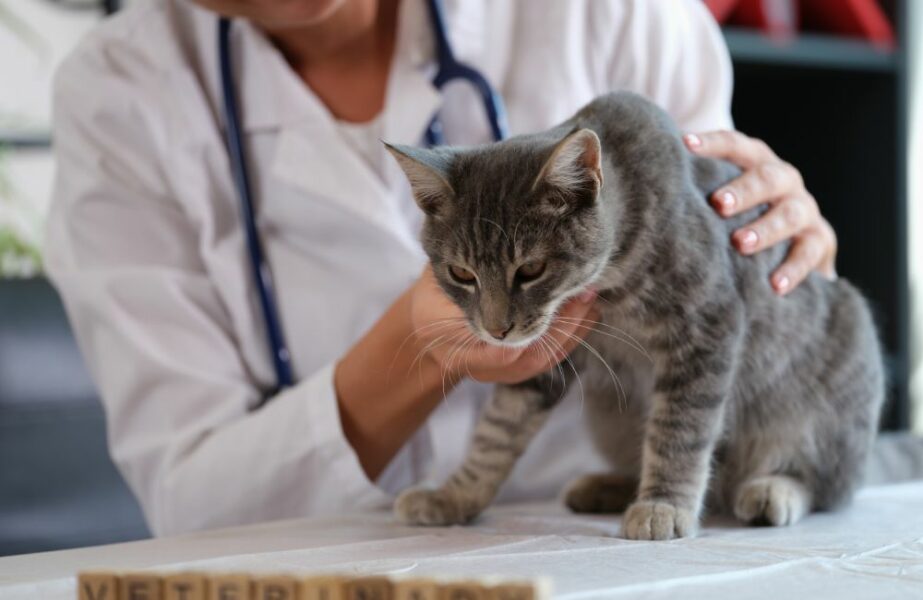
top-left (334, 286), bottom-right (456, 480)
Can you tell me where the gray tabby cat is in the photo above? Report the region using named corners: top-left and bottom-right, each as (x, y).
top-left (384, 92), bottom-right (884, 540)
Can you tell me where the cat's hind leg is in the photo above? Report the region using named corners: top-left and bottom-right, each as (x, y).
top-left (395, 376), bottom-right (561, 526)
top-left (565, 474), bottom-right (638, 514)
top-left (733, 475), bottom-right (811, 526)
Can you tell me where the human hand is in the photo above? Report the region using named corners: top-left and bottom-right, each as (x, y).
top-left (684, 131), bottom-right (837, 295)
top-left (409, 266), bottom-right (598, 385)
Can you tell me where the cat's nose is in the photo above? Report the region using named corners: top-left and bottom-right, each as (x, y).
top-left (487, 323), bottom-right (514, 340)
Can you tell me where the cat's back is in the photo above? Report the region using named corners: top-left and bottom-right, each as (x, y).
top-left (577, 93), bottom-right (880, 367)
top-left (575, 92), bottom-right (680, 138)
top-left (575, 92), bottom-right (686, 172)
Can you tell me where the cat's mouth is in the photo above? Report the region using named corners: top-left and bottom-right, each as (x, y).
top-left (474, 311), bottom-right (558, 349)
top-left (475, 327), bottom-right (544, 349)
top-left (473, 286), bottom-right (596, 349)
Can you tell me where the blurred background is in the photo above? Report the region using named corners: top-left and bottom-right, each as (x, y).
top-left (0, 0), bottom-right (920, 556)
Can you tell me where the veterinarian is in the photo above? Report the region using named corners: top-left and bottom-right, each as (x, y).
top-left (46, 0), bottom-right (838, 536)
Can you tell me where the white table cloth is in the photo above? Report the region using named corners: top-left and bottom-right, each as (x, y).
top-left (1, 481), bottom-right (922, 599)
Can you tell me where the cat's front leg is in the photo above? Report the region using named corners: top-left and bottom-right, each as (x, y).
top-left (622, 322), bottom-right (740, 541)
top-left (396, 376), bottom-right (562, 526)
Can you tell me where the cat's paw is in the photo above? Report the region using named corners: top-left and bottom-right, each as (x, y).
top-left (394, 487), bottom-right (474, 526)
top-left (621, 500), bottom-right (697, 540)
top-left (734, 475), bottom-right (810, 527)
top-left (564, 474), bottom-right (637, 514)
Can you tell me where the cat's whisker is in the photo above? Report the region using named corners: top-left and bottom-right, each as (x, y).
top-left (543, 333), bottom-right (586, 413)
top-left (441, 332), bottom-right (478, 403)
top-left (548, 338), bottom-right (567, 391)
top-left (454, 335), bottom-right (481, 392)
top-left (588, 292), bottom-right (615, 308)
top-left (534, 336), bottom-right (557, 386)
top-left (391, 320), bottom-right (467, 382)
top-left (409, 333), bottom-right (452, 385)
top-left (555, 316), bottom-right (649, 355)
top-left (479, 217), bottom-right (511, 246)
top-left (549, 324), bottom-right (627, 413)
top-left (412, 328), bottom-right (471, 390)
top-left (531, 335), bottom-right (558, 388)
top-left (407, 325), bottom-right (466, 374)
top-left (461, 337), bottom-right (482, 383)
top-left (556, 317), bottom-right (653, 364)
top-left (538, 335), bottom-right (570, 403)
top-left (539, 346), bottom-right (553, 387)
top-left (511, 213), bottom-right (528, 250)
top-left (427, 317), bottom-right (471, 324)
top-left (437, 337), bottom-right (462, 403)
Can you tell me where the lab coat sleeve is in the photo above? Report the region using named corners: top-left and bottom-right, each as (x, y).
top-left (595, 0), bottom-right (734, 133)
top-left (45, 41), bottom-right (390, 536)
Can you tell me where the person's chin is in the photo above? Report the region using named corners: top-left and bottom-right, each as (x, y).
top-left (198, 0), bottom-right (348, 28)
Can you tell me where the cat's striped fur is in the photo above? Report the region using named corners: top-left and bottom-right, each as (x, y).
top-left (386, 92), bottom-right (884, 540)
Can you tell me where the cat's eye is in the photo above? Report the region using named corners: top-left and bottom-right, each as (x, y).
top-left (516, 261), bottom-right (546, 282)
top-left (449, 265), bottom-right (477, 284)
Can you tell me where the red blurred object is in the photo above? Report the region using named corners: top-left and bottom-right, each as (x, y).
top-left (733, 0), bottom-right (799, 35)
top-left (703, 0), bottom-right (799, 36)
top-left (800, 0), bottom-right (895, 46)
top-left (702, 0), bottom-right (895, 46)
top-left (703, 0), bottom-right (739, 22)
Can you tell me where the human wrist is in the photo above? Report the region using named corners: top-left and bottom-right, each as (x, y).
top-left (334, 285), bottom-right (458, 479)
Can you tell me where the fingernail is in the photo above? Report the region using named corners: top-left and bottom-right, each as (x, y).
top-left (735, 228), bottom-right (758, 250)
top-left (774, 274), bottom-right (791, 294)
top-left (684, 133), bottom-right (702, 150)
top-left (713, 190), bottom-right (736, 212)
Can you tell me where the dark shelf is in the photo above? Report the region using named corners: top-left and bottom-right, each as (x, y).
top-left (727, 12), bottom-right (910, 429)
top-left (723, 27), bottom-right (898, 73)
top-left (0, 132), bottom-right (52, 149)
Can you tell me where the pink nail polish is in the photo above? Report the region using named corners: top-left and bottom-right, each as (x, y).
top-left (719, 190), bottom-right (736, 209)
top-left (738, 229), bottom-right (758, 248)
top-left (684, 133), bottom-right (702, 149)
top-left (775, 275), bottom-right (791, 293)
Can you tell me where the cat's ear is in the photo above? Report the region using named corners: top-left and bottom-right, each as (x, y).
top-left (384, 142), bottom-right (455, 217)
top-left (533, 128), bottom-right (603, 213)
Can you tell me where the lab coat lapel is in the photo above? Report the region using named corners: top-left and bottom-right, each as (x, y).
top-left (382, 0), bottom-right (442, 146)
top-left (269, 0), bottom-right (443, 255)
top-left (270, 119), bottom-right (404, 244)
top-left (199, 14), bottom-right (404, 251)
top-left (263, 46), bottom-right (419, 252)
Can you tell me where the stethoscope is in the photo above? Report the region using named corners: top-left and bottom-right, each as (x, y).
top-left (217, 0), bottom-right (509, 396)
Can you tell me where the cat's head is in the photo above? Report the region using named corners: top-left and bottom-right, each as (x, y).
top-left (387, 128), bottom-right (614, 347)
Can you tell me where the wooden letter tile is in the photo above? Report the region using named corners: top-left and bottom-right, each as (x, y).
top-left (489, 583), bottom-right (535, 600)
top-left (208, 574), bottom-right (252, 600)
top-left (439, 582), bottom-right (487, 600)
top-left (393, 579), bottom-right (438, 600)
top-left (164, 572), bottom-right (207, 600)
top-left (254, 575), bottom-right (298, 600)
top-left (120, 573), bottom-right (163, 600)
top-left (301, 576), bottom-right (346, 600)
top-left (78, 572), bottom-right (120, 600)
top-left (345, 576), bottom-right (393, 600)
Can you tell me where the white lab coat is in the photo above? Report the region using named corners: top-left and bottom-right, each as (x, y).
top-left (46, 0), bottom-right (733, 536)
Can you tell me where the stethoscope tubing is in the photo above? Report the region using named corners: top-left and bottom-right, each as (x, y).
top-left (218, 0), bottom-right (508, 397)
top-left (218, 17), bottom-right (295, 395)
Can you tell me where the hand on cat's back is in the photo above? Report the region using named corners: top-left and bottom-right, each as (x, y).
top-left (409, 266), bottom-right (598, 385)
top-left (684, 130), bottom-right (838, 295)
